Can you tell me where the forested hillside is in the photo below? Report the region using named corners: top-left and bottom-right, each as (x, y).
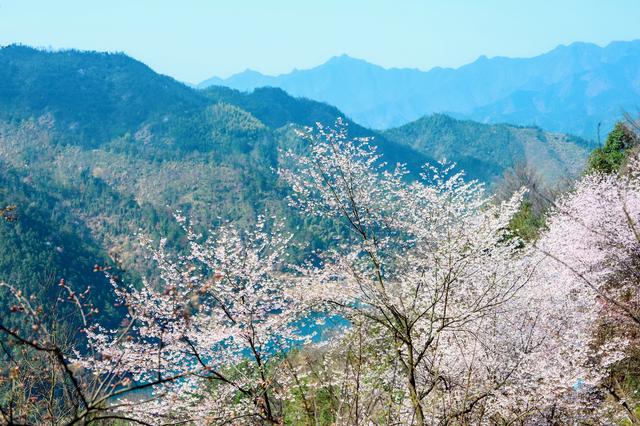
top-left (383, 114), bottom-right (595, 183)
top-left (0, 45), bottom-right (592, 325)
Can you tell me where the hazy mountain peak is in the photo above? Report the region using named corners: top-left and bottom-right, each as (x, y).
top-left (236, 68), bottom-right (266, 77)
top-left (545, 40), bottom-right (601, 57)
top-left (324, 54), bottom-right (370, 66)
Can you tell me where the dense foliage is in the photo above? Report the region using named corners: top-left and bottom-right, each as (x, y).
top-left (587, 121), bottom-right (639, 173)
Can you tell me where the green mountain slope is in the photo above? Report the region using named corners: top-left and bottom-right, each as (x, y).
top-left (0, 45), bottom-right (207, 148)
top-left (0, 47), bottom-right (431, 299)
top-left (0, 159), bottom-right (123, 330)
top-left (383, 114), bottom-right (596, 183)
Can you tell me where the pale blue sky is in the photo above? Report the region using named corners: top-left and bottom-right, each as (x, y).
top-left (1, 0), bottom-right (639, 84)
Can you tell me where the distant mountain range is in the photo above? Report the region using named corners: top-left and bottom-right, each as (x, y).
top-left (199, 40), bottom-right (640, 138)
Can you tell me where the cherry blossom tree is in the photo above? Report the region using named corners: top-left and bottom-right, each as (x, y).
top-left (280, 120), bottom-right (603, 425)
top-left (534, 150), bottom-right (640, 423)
top-left (75, 215), bottom-right (316, 424)
top-left (1, 216), bottom-right (315, 425)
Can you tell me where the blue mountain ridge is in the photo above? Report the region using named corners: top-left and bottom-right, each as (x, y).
top-left (199, 40), bottom-right (640, 138)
